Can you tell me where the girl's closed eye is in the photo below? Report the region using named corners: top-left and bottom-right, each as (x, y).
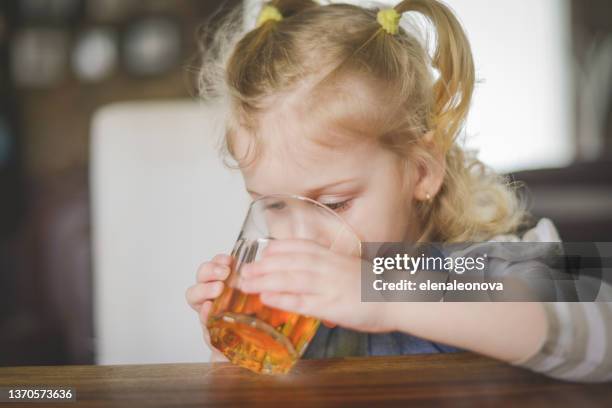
top-left (265, 200), bottom-right (286, 211)
top-left (320, 198), bottom-right (352, 213)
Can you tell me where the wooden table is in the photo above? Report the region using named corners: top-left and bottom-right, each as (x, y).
top-left (1, 353), bottom-right (611, 407)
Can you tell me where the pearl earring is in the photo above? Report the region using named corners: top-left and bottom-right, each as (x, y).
top-left (425, 193), bottom-right (432, 201)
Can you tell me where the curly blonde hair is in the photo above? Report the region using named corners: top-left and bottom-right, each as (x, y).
top-left (198, 0), bottom-right (528, 242)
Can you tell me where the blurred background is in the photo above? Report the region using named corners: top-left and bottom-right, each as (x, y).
top-left (0, 0), bottom-right (611, 367)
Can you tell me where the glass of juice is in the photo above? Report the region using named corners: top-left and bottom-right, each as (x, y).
top-left (207, 194), bottom-right (361, 374)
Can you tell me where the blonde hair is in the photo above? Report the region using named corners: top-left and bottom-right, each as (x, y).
top-left (198, 0), bottom-right (528, 242)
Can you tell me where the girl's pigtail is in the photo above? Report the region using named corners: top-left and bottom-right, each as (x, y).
top-left (227, 0), bottom-right (319, 102)
top-left (394, 0), bottom-right (475, 149)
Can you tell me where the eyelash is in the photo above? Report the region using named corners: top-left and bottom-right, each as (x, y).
top-left (322, 199), bottom-right (352, 213)
top-left (264, 199), bottom-right (352, 213)
top-left (265, 201), bottom-right (286, 211)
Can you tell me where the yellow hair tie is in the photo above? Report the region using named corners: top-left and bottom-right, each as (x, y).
top-left (257, 5), bottom-right (283, 27)
top-left (377, 8), bottom-right (402, 35)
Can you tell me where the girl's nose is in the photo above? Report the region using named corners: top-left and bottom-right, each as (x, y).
top-left (288, 200), bottom-right (339, 247)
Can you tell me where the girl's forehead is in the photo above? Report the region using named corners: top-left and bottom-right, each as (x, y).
top-left (233, 112), bottom-right (368, 168)
top-left (231, 116), bottom-right (384, 195)
top-left (233, 77), bottom-right (385, 156)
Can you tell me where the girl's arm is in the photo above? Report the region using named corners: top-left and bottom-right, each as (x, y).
top-left (390, 302), bottom-right (547, 363)
top-left (390, 301), bottom-right (612, 382)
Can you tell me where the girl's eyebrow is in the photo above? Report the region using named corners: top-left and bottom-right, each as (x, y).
top-left (247, 178), bottom-right (359, 197)
top-left (307, 178), bottom-right (360, 195)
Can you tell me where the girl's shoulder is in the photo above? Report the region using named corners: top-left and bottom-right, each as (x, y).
top-left (488, 218), bottom-right (561, 243)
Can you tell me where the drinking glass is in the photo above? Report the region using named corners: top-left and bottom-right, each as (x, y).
top-left (207, 194), bottom-right (361, 374)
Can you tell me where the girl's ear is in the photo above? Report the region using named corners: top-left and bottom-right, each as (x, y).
top-left (413, 131), bottom-right (446, 202)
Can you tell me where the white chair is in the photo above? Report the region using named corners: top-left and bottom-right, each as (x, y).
top-left (90, 100), bottom-right (249, 365)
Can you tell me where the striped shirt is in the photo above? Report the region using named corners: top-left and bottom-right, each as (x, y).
top-left (496, 218), bottom-right (612, 382)
top-left (515, 301), bottom-right (612, 382)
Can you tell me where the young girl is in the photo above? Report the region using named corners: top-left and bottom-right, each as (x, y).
top-left (186, 0), bottom-right (612, 382)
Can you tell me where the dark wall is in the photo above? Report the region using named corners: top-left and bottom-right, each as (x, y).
top-left (0, 0), bottom-right (240, 367)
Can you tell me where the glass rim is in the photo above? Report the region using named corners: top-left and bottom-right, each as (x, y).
top-left (249, 193), bottom-right (362, 251)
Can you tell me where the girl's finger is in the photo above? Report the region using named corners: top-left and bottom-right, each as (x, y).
top-left (199, 300), bottom-right (213, 325)
top-left (212, 253), bottom-right (233, 265)
top-left (263, 239), bottom-right (325, 257)
top-left (196, 261), bottom-right (231, 283)
top-left (241, 269), bottom-right (318, 295)
top-left (241, 252), bottom-right (321, 278)
top-left (185, 282), bottom-right (224, 308)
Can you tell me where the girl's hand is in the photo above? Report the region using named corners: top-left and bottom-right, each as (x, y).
top-left (185, 254), bottom-right (232, 362)
top-left (239, 239), bottom-right (394, 333)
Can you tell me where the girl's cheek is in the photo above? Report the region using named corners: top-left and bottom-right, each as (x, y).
top-left (342, 202), bottom-right (372, 242)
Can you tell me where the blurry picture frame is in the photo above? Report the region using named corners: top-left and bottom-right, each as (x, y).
top-left (10, 28), bottom-right (68, 88)
top-left (72, 27), bottom-right (118, 82)
top-left (122, 15), bottom-right (182, 77)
